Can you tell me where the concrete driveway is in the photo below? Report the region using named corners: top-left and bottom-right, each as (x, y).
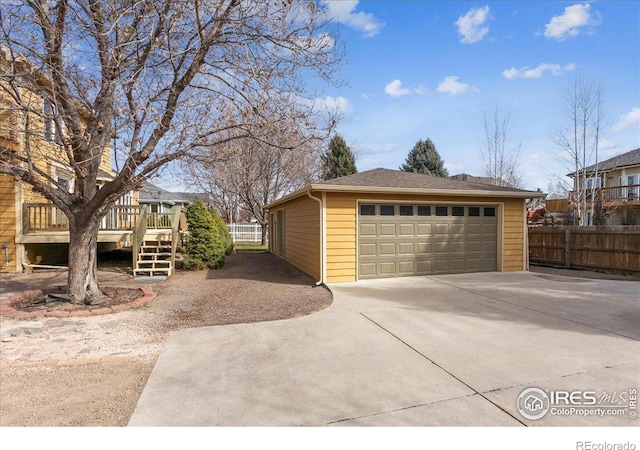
top-left (128, 271), bottom-right (639, 426)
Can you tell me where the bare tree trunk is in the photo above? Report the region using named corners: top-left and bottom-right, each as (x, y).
top-left (260, 224), bottom-right (268, 246)
top-left (67, 219), bottom-right (102, 305)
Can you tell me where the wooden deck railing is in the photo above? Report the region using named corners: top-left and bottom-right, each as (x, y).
top-left (23, 204), bottom-right (143, 234)
top-left (22, 204), bottom-right (176, 233)
top-left (146, 212), bottom-right (174, 229)
top-left (569, 184), bottom-right (640, 204)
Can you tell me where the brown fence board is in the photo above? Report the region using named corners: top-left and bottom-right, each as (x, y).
top-left (528, 225), bottom-right (640, 275)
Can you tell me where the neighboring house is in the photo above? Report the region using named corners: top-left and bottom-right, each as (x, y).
top-left (568, 147), bottom-right (640, 225)
top-left (0, 54), bottom-right (138, 273)
top-left (449, 173), bottom-right (517, 189)
top-left (138, 181), bottom-right (209, 214)
top-left (264, 168), bottom-right (543, 283)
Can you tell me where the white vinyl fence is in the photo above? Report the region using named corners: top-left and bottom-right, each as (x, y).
top-left (227, 223), bottom-right (263, 243)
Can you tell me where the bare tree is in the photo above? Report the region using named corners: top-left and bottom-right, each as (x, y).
top-left (481, 106), bottom-right (523, 188)
top-left (187, 128), bottom-right (323, 245)
top-left (552, 77), bottom-right (605, 226)
top-left (0, 0), bottom-right (342, 304)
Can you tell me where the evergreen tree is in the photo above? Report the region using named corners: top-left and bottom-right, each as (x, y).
top-left (400, 138), bottom-right (449, 177)
top-left (321, 134), bottom-right (357, 180)
top-left (183, 200), bottom-right (229, 270)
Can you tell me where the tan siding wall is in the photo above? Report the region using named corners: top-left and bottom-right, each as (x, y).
top-left (0, 174), bottom-right (18, 272)
top-left (324, 192), bottom-right (527, 282)
top-left (325, 194), bottom-right (357, 282)
top-left (278, 194), bottom-right (321, 280)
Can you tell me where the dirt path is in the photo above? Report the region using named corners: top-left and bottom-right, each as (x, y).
top-left (0, 251), bottom-right (332, 426)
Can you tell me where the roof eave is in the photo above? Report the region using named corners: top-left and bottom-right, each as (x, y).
top-left (308, 183), bottom-right (546, 198)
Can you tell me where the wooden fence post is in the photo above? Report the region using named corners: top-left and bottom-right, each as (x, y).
top-left (564, 227), bottom-right (571, 268)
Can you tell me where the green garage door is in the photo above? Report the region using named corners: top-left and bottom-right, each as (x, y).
top-left (358, 203), bottom-right (497, 279)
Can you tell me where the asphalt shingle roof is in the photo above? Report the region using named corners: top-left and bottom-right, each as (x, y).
top-left (581, 148), bottom-right (640, 174)
top-left (317, 168), bottom-right (535, 194)
top-left (139, 181), bottom-right (208, 204)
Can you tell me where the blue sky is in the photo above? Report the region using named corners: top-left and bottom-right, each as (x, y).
top-left (321, 1), bottom-right (640, 191)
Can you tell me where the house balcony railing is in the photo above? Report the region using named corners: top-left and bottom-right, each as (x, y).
top-left (569, 184), bottom-right (640, 206)
top-left (22, 204), bottom-right (176, 234)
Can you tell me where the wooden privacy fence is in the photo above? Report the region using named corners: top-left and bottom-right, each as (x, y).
top-left (528, 226), bottom-right (640, 275)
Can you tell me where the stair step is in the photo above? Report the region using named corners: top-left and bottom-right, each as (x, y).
top-left (134, 268), bottom-right (171, 277)
top-left (137, 261), bottom-right (171, 269)
top-left (139, 252), bottom-right (172, 259)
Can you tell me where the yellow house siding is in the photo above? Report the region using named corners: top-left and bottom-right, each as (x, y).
top-left (325, 193), bottom-right (357, 282)
top-left (278, 194), bottom-right (321, 280)
top-left (323, 192), bottom-right (527, 282)
top-left (0, 174), bottom-right (18, 272)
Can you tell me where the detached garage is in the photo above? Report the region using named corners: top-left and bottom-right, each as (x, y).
top-left (265, 168), bottom-right (544, 284)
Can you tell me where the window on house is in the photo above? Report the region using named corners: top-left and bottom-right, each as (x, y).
top-left (359, 204), bottom-right (375, 216)
top-left (452, 206), bottom-right (465, 216)
top-left (44, 100), bottom-right (57, 142)
top-left (468, 207), bottom-right (480, 217)
top-left (380, 205), bottom-right (395, 216)
top-left (417, 205), bottom-right (431, 216)
top-left (435, 206), bottom-right (448, 216)
top-left (627, 175), bottom-right (639, 199)
top-left (586, 177), bottom-right (602, 190)
top-left (484, 207), bottom-right (496, 217)
top-left (57, 177), bottom-right (70, 193)
top-left (399, 205), bottom-right (413, 216)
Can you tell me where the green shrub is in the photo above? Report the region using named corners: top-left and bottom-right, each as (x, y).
top-left (183, 200), bottom-right (228, 270)
top-left (210, 208), bottom-right (233, 255)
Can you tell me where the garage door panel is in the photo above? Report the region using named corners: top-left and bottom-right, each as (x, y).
top-left (417, 223), bottom-right (432, 235)
top-left (417, 260), bottom-right (432, 272)
top-left (360, 223), bottom-right (377, 237)
top-left (360, 243), bottom-right (376, 256)
top-left (466, 258), bottom-right (481, 271)
top-left (467, 240), bottom-right (482, 252)
top-left (380, 223), bottom-right (396, 236)
top-left (482, 257), bottom-right (497, 271)
top-left (482, 240), bottom-right (497, 251)
top-left (359, 262), bottom-right (377, 277)
top-left (434, 259), bottom-right (449, 272)
top-left (399, 223), bottom-right (415, 236)
top-left (358, 203), bottom-right (498, 279)
top-left (379, 242), bottom-right (396, 255)
top-left (379, 261), bottom-right (396, 275)
top-left (452, 224), bottom-right (465, 234)
top-left (398, 242), bottom-right (414, 255)
top-left (398, 261), bottom-right (415, 274)
top-left (434, 241), bottom-right (449, 253)
top-left (434, 223), bottom-right (449, 235)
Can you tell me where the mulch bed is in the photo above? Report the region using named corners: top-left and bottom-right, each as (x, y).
top-left (2, 285), bottom-right (156, 319)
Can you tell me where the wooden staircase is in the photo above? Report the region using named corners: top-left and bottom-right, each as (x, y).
top-left (133, 234), bottom-right (176, 278)
top-left (132, 209), bottom-right (183, 280)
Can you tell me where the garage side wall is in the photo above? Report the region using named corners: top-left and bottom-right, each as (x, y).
top-left (271, 194), bottom-right (321, 281)
top-left (325, 192), bottom-right (526, 282)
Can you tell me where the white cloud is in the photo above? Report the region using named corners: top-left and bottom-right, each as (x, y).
top-left (502, 63), bottom-right (576, 79)
top-left (323, 1), bottom-right (383, 38)
top-left (384, 79), bottom-right (412, 97)
top-left (437, 76), bottom-right (472, 95)
top-left (612, 108), bottom-right (640, 133)
top-left (454, 5), bottom-right (491, 44)
top-left (544, 3), bottom-right (600, 40)
top-left (313, 95), bottom-right (353, 116)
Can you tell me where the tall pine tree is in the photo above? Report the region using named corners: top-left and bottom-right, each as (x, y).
top-left (400, 138), bottom-right (449, 177)
top-left (322, 134), bottom-right (357, 180)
